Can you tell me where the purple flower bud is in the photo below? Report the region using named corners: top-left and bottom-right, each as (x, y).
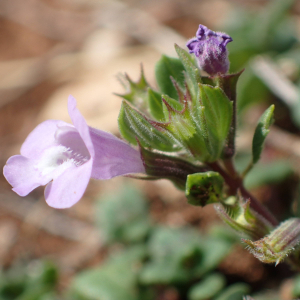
top-left (186, 24), bottom-right (232, 76)
top-left (3, 96), bottom-right (145, 209)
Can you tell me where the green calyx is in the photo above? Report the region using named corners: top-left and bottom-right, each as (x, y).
top-left (215, 196), bottom-right (273, 240)
top-left (185, 171), bottom-right (224, 206)
top-left (118, 44), bottom-right (241, 165)
top-left (140, 146), bottom-right (209, 190)
top-left (242, 218), bottom-right (300, 265)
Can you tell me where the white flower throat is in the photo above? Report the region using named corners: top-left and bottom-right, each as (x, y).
top-left (35, 126), bottom-right (91, 179)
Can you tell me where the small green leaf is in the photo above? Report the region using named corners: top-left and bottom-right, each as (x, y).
top-left (69, 246), bottom-right (146, 300)
top-left (199, 84), bottom-right (233, 161)
top-left (214, 283), bottom-right (251, 300)
top-left (188, 273), bottom-right (226, 300)
top-left (140, 263), bottom-right (188, 285)
top-left (160, 97), bottom-right (210, 160)
top-left (147, 88), bottom-right (164, 121)
top-left (140, 227), bottom-right (202, 284)
top-left (116, 69), bottom-right (150, 114)
top-left (214, 70), bottom-right (244, 159)
top-left (118, 101), bottom-right (179, 151)
top-left (252, 105), bottom-right (274, 164)
top-left (208, 224), bottom-right (240, 244)
top-left (155, 55), bottom-right (185, 100)
top-left (95, 185), bottom-right (151, 244)
top-left (0, 261), bottom-right (59, 300)
top-left (174, 44), bottom-right (201, 98)
top-left (162, 94), bottom-right (184, 120)
top-left (195, 238), bottom-right (232, 277)
top-left (185, 172), bottom-right (224, 206)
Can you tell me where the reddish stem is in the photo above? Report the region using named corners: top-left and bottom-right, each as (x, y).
top-left (208, 161), bottom-right (278, 227)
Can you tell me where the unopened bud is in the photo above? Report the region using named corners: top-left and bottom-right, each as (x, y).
top-left (186, 24), bottom-right (232, 76)
top-left (243, 218), bottom-right (300, 265)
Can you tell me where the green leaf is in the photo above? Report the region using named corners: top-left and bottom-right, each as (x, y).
top-left (214, 283), bottom-right (250, 300)
top-left (140, 226), bottom-right (232, 285)
top-left (147, 88), bottom-right (165, 121)
top-left (0, 261), bottom-right (58, 300)
top-left (118, 101), bottom-right (179, 151)
top-left (95, 185), bottom-right (151, 244)
top-left (188, 273), bottom-right (226, 300)
top-left (199, 84), bottom-right (233, 161)
top-left (208, 224), bottom-right (240, 245)
top-left (162, 94), bottom-right (184, 120)
top-left (215, 70), bottom-right (244, 159)
top-left (69, 246), bottom-right (146, 300)
top-left (155, 55), bottom-right (185, 100)
top-left (195, 238), bottom-right (232, 277)
top-left (160, 96), bottom-right (209, 160)
top-left (116, 71), bottom-right (150, 113)
top-left (140, 263), bottom-right (188, 285)
top-left (252, 105), bottom-right (274, 164)
top-left (140, 227), bottom-right (202, 284)
top-left (174, 44), bottom-right (201, 98)
top-left (185, 172), bottom-right (224, 206)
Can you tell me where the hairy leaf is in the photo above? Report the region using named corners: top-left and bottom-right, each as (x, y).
top-left (118, 101), bottom-right (179, 151)
top-left (199, 84), bottom-right (233, 161)
top-left (155, 55), bottom-right (185, 100)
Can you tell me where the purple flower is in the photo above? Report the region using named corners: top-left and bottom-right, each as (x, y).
top-left (3, 96), bottom-right (145, 209)
top-left (186, 24), bottom-right (232, 76)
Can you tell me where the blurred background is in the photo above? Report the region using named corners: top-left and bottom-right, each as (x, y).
top-left (1, 0), bottom-right (300, 299)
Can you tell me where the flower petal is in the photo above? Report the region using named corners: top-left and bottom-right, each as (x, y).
top-left (21, 120), bottom-right (69, 159)
top-left (55, 126), bottom-right (90, 162)
top-left (44, 159), bottom-right (92, 209)
top-left (186, 38), bottom-right (199, 52)
top-left (67, 95), bottom-right (95, 158)
top-left (3, 155), bottom-right (49, 196)
top-left (89, 127), bottom-right (145, 179)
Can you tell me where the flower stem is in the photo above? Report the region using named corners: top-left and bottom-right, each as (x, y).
top-left (212, 159), bottom-right (300, 271)
top-left (208, 160), bottom-right (278, 226)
